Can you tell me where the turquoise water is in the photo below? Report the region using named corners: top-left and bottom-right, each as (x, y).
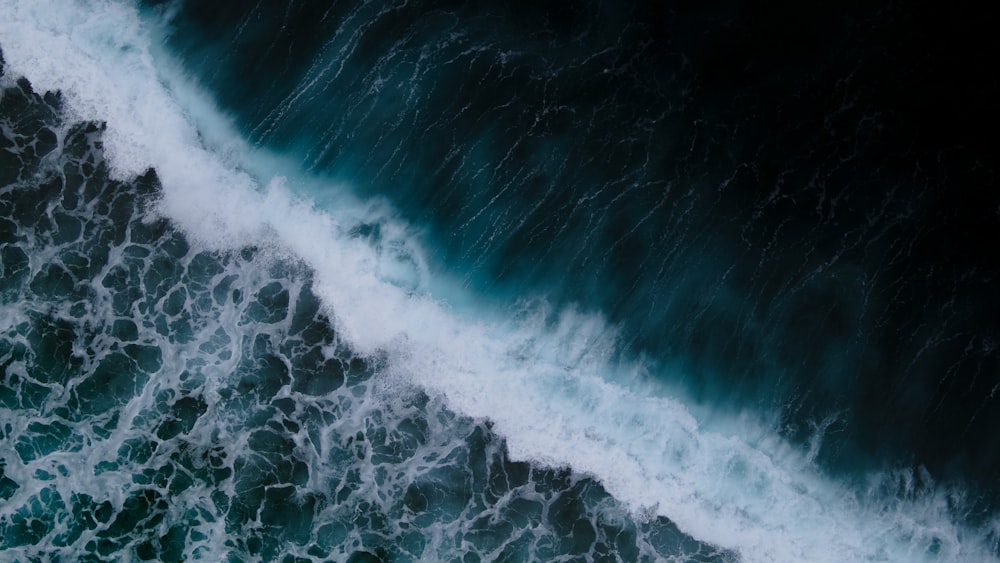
top-left (2, 1), bottom-right (999, 561)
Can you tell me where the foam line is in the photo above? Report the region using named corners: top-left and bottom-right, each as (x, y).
top-left (1, 1), bottom-right (996, 561)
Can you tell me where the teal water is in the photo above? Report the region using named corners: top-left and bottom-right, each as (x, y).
top-left (2, 0), bottom-right (1000, 561)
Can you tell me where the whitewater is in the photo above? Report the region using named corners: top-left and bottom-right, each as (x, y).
top-left (1, 0), bottom-right (997, 561)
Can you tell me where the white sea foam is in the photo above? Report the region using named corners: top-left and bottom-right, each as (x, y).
top-left (1, 1), bottom-right (996, 561)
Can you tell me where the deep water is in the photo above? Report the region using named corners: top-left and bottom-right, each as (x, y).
top-left (142, 0), bottom-right (1000, 485)
top-left (2, 0), bottom-right (1000, 561)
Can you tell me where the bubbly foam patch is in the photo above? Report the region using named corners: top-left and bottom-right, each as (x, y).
top-left (1, 1), bottom-right (996, 561)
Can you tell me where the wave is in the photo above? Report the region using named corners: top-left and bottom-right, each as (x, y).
top-left (2, 1), bottom-right (997, 561)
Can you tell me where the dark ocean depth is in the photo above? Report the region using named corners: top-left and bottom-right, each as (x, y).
top-left (1, 0), bottom-right (999, 561)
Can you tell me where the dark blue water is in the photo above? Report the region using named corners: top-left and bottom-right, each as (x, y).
top-left (146, 0), bottom-right (1000, 492)
top-left (2, 1), bottom-right (999, 561)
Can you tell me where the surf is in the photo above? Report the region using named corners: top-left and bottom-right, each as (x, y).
top-left (1, 1), bottom-right (997, 561)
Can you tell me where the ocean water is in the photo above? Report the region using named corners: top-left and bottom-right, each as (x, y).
top-left (1, 1), bottom-right (998, 561)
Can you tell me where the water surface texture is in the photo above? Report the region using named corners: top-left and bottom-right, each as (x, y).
top-left (1, 1), bottom-right (998, 561)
